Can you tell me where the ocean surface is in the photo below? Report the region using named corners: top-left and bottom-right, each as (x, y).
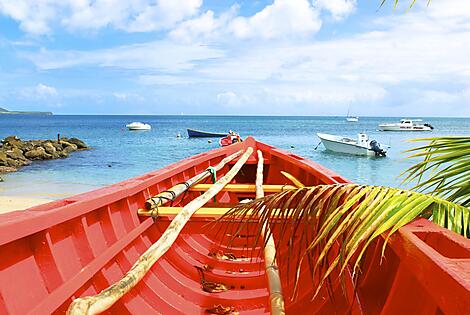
top-left (1, 115), bottom-right (469, 199)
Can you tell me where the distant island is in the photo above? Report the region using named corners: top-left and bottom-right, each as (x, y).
top-left (0, 107), bottom-right (52, 115)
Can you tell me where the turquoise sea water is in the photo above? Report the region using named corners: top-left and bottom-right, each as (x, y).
top-left (0, 115), bottom-right (469, 199)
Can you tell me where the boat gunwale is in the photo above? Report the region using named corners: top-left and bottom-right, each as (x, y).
top-left (0, 137), bottom-right (346, 246)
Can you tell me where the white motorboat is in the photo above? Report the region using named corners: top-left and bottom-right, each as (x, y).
top-left (126, 122), bottom-right (151, 130)
top-left (378, 119), bottom-right (433, 131)
top-left (317, 132), bottom-right (388, 157)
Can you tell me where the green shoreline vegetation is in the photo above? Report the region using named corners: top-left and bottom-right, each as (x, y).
top-left (0, 106), bottom-right (52, 116)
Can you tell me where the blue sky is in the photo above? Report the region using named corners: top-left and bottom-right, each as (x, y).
top-left (0, 0), bottom-right (469, 116)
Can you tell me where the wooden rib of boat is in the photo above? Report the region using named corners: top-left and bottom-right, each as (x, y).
top-left (187, 128), bottom-right (227, 138)
top-left (0, 137), bottom-right (469, 314)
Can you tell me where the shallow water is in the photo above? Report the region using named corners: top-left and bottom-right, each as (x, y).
top-left (1, 115), bottom-right (469, 199)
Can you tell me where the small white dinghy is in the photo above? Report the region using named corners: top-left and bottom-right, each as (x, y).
top-left (126, 122), bottom-right (151, 130)
top-left (317, 132), bottom-right (389, 157)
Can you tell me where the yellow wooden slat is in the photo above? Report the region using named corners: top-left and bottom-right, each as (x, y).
top-left (189, 184), bottom-right (296, 193)
top-left (138, 206), bottom-right (232, 216)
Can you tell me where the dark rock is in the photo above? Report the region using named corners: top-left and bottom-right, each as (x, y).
top-left (0, 151), bottom-right (8, 166)
top-left (24, 147), bottom-right (51, 160)
top-left (63, 147), bottom-right (75, 155)
top-left (52, 143), bottom-right (63, 151)
top-left (67, 138), bottom-right (88, 149)
top-left (43, 142), bottom-right (57, 155)
top-left (0, 135), bottom-right (87, 173)
top-left (5, 158), bottom-right (23, 167)
top-left (61, 142), bottom-right (78, 154)
top-left (61, 141), bottom-right (78, 150)
top-left (0, 166), bottom-right (17, 173)
top-left (21, 142), bottom-right (34, 152)
top-left (2, 136), bottom-right (25, 150)
top-left (2, 135), bottom-right (20, 143)
top-left (5, 147), bottom-right (26, 161)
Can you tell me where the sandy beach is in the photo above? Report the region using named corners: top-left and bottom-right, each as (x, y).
top-left (0, 196), bottom-right (53, 213)
top-left (0, 172), bottom-right (95, 213)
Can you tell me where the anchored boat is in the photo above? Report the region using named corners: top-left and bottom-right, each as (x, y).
top-left (317, 132), bottom-right (388, 156)
top-left (346, 105), bottom-right (359, 122)
top-left (187, 128), bottom-right (227, 138)
top-left (219, 132), bottom-right (243, 147)
top-left (126, 122), bottom-right (151, 130)
top-left (0, 137), bottom-right (468, 314)
top-left (378, 119), bottom-right (434, 131)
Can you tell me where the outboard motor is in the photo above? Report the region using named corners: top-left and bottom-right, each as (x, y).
top-left (370, 140), bottom-right (387, 157)
top-left (424, 123), bottom-right (434, 130)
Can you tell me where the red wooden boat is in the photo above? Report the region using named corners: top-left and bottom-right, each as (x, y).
top-left (219, 134), bottom-right (242, 147)
top-left (0, 137), bottom-right (469, 314)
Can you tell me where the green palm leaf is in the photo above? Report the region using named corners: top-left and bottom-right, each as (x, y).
top-left (218, 184), bottom-right (469, 300)
top-left (379, 0), bottom-right (431, 9)
top-left (402, 136), bottom-right (470, 206)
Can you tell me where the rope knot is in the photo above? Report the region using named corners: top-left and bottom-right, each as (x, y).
top-left (206, 166), bottom-right (217, 183)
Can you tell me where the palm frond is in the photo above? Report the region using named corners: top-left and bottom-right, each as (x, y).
top-left (379, 0), bottom-right (431, 9)
top-left (402, 136), bottom-right (470, 206)
top-left (218, 184), bottom-right (469, 300)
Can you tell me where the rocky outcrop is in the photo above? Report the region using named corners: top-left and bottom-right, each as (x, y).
top-left (0, 136), bottom-right (89, 174)
top-left (67, 138), bottom-right (87, 149)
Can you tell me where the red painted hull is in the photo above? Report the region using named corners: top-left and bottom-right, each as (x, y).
top-left (0, 137), bottom-right (469, 314)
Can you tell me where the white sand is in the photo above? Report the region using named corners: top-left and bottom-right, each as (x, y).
top-left (0, 196), bottom-right (53, 213)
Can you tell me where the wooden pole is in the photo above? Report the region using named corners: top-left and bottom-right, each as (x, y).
top-left (67, 147), bottom-right (254, 315)
top-left (257, 150), bottom-right (285, 315)
top-left (188, 184), bottom-right (296, 192)
top-left (143, 150), bottom-right (244, 211)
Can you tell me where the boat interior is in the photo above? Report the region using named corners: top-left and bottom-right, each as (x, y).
top-left (0, 137), bottom-right (468, 314)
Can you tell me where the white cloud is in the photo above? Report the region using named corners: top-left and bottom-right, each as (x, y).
top-left (0, 0), bottom-right (202, 35)
top-left (36, 83), bottom-right (57, 97)
top-left (26, 41), bottom-right (224, 72)
top-left (169, 7), bottom-right (238, 43)
top-left (0, 0), bottom-right (58, 35)
top-left (216, 91), bottom-right (254, 107)
top-left (228, 0), bottom-right (321, 39)
top-left (7, 0), bottom-right (470, 116)
top-left (315, 0), bottom-right (356, 21)
top-left (125, 0), bottom-right (202, 32)
top-left (140, 75), bottom-right (198, 85)
top-left (17, 83), bottom-right (58, 102)
top-left (113, 92), bottom-right (145, 102)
